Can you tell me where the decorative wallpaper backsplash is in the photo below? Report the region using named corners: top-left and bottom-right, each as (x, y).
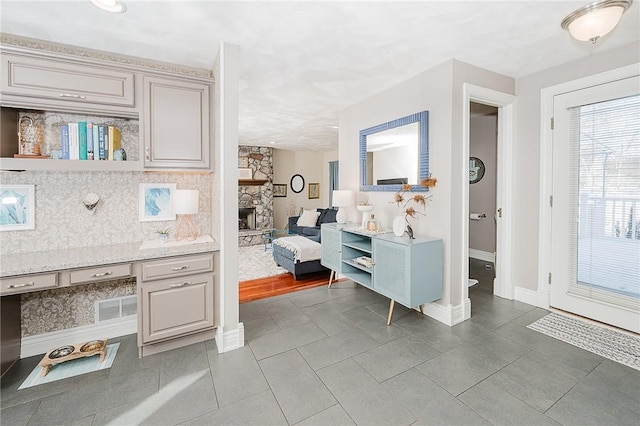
top-left (0, 169), bottom-right (213, 337)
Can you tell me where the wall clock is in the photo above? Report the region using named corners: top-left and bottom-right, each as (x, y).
top-left (469, 157), bottom-right (485, 184)
top-left (290, 174), bottom-right (305, 193)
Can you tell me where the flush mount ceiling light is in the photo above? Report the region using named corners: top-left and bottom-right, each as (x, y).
top-left (561, 0), bottom-right (633, 43)
top-left (90, 0), bottom-right (127, 13)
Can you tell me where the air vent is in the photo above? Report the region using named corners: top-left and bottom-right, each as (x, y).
top-left (95, 295), bottom-right (136, 323)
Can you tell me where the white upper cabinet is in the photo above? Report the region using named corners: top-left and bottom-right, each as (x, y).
top-left (1, 53), bottom-right (135, 110)
top-left (143, 75), bottom-right (211, 170)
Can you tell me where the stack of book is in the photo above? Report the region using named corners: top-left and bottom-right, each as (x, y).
top-left (60, 122), bottom-right (122, 160)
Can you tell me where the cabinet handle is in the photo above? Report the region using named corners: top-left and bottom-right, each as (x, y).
top-left (8, 281), bottom-right (35, 289)
top-left (145, 146), bottom-right (150, 161)
top-left (170, 281), bottom-right (191, 288)
top-left (91, 271), bottom-right (113, 278)
top-left (171, 265), bottom-right (189, 271)
top-left (59, 93), bottom-right (87, 99)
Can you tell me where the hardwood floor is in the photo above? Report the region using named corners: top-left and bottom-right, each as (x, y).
top-left (239, 271), bottom-right (335, 303)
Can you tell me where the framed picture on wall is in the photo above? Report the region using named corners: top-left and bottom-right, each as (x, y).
top-left (0, 184), bottom-right (35, 231)
top-left (308, 183), bottom-right (319, 199)
top-left (273, 184), bottom-right (287, 197)
top-left (139, 183), bottom-right (176, 222)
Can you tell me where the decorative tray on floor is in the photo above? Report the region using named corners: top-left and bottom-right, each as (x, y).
top-left (38, 338), bottom-right (108, 377)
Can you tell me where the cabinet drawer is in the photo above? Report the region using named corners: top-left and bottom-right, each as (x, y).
top-left (140, 254), bottom-right (214, 282)
top-left (1, 53), bottom-right (135, 107)
top-left (141, 274), bottom-right (214, 343)
top-left (0, 272), bottom-right (58, 295)
top-left (68, 263), bottom-right (132, 285)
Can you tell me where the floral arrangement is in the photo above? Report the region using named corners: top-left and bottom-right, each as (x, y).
top-left (391, 177), bottom-right (437, 238)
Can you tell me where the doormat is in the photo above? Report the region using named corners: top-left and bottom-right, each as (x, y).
top-left (527, 313), bottom-right (640, 371)
top-left (19, 343), bottom-right (119, 389)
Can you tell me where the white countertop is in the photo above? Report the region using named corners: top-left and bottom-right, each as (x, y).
top-left (0, 238), bottom-right (220, 277)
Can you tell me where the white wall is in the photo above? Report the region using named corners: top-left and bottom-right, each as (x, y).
top-left (273, 149), bottom-right (338, 229)
top-left (339, 59), bottom-right (514, 321)
top-left (513, 41), bottom-right (640, 294)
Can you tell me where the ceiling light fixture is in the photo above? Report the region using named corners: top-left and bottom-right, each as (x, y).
top-left (90, 0), bottom-right (127, 13)
top-left (561, 0), bottom-right (632, 43)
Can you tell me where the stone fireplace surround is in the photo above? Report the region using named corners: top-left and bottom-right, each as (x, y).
top-left (238, 146), bottom-right (274, 246)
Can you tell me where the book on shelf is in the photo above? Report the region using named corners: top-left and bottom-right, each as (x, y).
top-left (60, 124), bottom-right (69, 160)
top-left (103, 127), bottom-right (109, 160)
top-left (68, 122), bottom-right (79, 160)
top-left (97, 125), bottom-right (106, 160)
top-left (86, 122), bottom-right (94, 160)
top-left (92, 124), bottom-right (100, 161)
top-left (78, 121), bottom-right (88, 160)
top-left (107, 126), bottom-right (121, 160)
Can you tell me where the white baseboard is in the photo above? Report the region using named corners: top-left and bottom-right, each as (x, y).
top-left (469, 249), bottom-right (494, 263)
top-left (214, 322), bottom-right (245, 353)
top-left (514, 285), bottom-right (550, 309)
top-left (21, 318), bottom-right (137, 358)
top-left (422, 300), bottom-right (468, 326)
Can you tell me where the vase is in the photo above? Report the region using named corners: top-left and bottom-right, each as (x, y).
top-left (392, 216), bottom-right (405, 237)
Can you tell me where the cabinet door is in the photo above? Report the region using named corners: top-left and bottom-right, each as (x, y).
top-left (320, 225), bottom-right (342, 272)
top-left (143, 76), bottom-right (210, 169)
top-left (1, 53), bottom-right (135, 107)
top-left (372, 239), bottom-right (410, 305)
top-left (141, 274), bottom-right (214, 343)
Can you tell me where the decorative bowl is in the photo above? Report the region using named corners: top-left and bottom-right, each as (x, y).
top-left (48, 345), bottom-right (75, 359)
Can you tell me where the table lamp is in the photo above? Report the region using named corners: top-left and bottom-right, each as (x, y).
top-left (332, 190), bottom-right (353, 224)
top-left (173, 189), bottom-right (199, 240)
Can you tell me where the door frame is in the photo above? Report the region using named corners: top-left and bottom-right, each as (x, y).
top-left (538, 63), bottom-right (639, 309)
top-left (462, 84), bottom-right (516, 314)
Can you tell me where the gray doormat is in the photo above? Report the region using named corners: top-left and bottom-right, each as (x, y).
top-left (527, 312), bottom-right (640, 371)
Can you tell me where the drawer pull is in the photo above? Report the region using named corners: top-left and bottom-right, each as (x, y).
top-left (8, 281), bottom-right (35, 289)
top-left (59, 93), bottom-right (87, 99)
top-left (171, 265), bottom-right (189, 271)
top-left (170, 281), bottom-right (191, 288)
top-left (91, 271), bottom-right (113, 278)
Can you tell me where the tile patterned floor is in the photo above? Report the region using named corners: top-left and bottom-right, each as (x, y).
top-left (2, 259), bottom-right (639, 425)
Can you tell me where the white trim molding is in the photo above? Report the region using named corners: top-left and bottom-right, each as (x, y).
top-left (423, 299), bottom-right (470, 326)
top-left (468, 249), bottom-right (495, 263)
top-left (21, 317), bottom-right (137, 358)
top-left (514, 285), bottom-right (550, 309)
top-left (214, 322), bottom-right (245, 353)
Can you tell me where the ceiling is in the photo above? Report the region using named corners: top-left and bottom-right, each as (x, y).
top-left (1, 1), bottom-right (638, 151)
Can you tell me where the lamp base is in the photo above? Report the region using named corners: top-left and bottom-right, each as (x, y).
top-left (175, 214), bottom-right (199, 241)
top-left (336, 207), bottom-right (348, 224)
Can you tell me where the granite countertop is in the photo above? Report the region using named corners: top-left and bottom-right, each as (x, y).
top-left (0, 238), bottom-right (220, 277)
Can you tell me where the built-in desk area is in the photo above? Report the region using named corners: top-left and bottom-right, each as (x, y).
top-left (0, 238), bottom-right (220, 376)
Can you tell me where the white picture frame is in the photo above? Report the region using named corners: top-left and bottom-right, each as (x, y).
top-left (139, 183), bottom-right (176, 222)
top-left (0, 185), bottom-right (35, 231)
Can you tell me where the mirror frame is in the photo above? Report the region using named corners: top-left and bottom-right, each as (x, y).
top-left (359, 110), bottom-right (429, 192)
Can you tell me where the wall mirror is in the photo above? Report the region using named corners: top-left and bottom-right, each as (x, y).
top-left (359, 110), bottom-right (429, 192)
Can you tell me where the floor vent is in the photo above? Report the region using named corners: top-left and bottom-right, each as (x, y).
top-left (95, 295), bottom-right (137, 324)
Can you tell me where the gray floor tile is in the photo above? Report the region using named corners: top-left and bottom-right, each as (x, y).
top-left (470, 334), bottom-right (531, 364)
top-left (108, 333), bottom-right (161, 379)
top-left (207, 344), bottom-right (269, 407)
top-left (354, 336), bottom-right (441, 382)
top-left (342, 306), bottom-right (410, 344)
top-left (264, 299), bottom-right (312, 329)
top-left (316, 358), bottom-right (417, 426)
top-left (546, 360), bottom-right (640, 426)
top-left (259, 350), bottom-right (336, 424)
top-left (288, 286), bottom-right (347, 308)
top-left (248, 321), bottom-right (327, 360)
top-left (395, 312), bottom-right (467, 352)
top-left (382, 369), bottom-right (491, 426)
top-left (239, 302), bottom-right (271, 322)
top-left (93, 372), bottom-right (216, 426)
top-left (487, 353), bottom-right (578, 412)
top-left (0, 399), bottom-right (39, 426)
top-left (295, 404), bottom-right (355, 425)
top-left (366, 299), bottom-right (414, 322)
top-left (416, 343), bottom-right (513, 396)
top-left (159, 342), bottom-right (211, 386)
top-left (243, 316), bottom-right (281, 341)
top-left (297, 328), bottom-right (380, 370)
top-left (300, 304), bottom-right (359, 336)
top-left (183, 390), bottom-right (287, 425)
top-left (458, 381), bottom-right (561, 425)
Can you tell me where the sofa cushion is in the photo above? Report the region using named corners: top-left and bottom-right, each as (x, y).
top-left (316, 208), bottom-right (337, 226)
top-left (297, 209), bottom-right (320, 227)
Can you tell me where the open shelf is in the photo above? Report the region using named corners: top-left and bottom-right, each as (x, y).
top-left (343, 240), bottom-right (372, 254)
top-left (239, 179), bottom-right (268, 186)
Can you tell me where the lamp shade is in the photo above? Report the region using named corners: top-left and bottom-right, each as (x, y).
top-left (173, 190), bottom-right (199, 215)
top-left (332, 190), bottom-right (354, 207)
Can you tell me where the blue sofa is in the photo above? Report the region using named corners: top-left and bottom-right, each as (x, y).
top-left (287, 208), bottom-right (338, 242)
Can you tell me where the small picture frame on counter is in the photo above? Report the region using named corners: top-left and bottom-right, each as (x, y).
top-left (0, 184), bottom-right (35, 231)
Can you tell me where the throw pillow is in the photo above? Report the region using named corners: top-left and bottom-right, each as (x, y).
top-left (296, 209), bottom-right (321, 227)
top-left (321, 208), bottom-right (337, 223)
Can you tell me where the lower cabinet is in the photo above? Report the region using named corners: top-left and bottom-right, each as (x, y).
top-left (137, 253), bottom-right (216, 357)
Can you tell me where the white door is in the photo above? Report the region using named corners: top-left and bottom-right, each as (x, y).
top-left (551, 76), bottom-right (640, 333)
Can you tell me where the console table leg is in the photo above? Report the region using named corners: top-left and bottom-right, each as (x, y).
top-left (328, 270), bottom-right (335, 288)
top-left (387, 300), bottom-right (395, 326)
top-left (419, 304), bottom-right (424, 314)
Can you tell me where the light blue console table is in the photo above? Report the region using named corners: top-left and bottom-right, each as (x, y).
top-left (321, 223), bottom-right (443, 324)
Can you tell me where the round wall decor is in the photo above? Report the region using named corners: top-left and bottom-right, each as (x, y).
top-left (469, 157), bottom-right (485, 184)
top-left (290, 174), bottom-right (305, 193)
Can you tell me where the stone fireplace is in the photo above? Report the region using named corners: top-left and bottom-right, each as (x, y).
top-left (238, 146), bottom-right (274, 246)
top-left (239, 207), bottom-right (256, 230)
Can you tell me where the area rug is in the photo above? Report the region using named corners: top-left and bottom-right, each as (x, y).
top-left (19, 343), bottom-right (119, 389)
top-left (527, 313), bottom-right (640, 371)
top-left (238, 244), bottom-right (287, 281)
